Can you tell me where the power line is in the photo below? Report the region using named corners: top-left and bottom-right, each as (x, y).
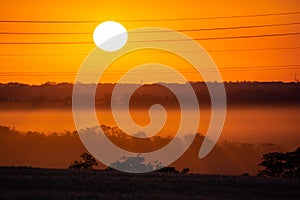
top-left (0, 20), bottom-right (96, 24)
top-left (0, 42), bottom-right (91, 45)
top-left (132, 32), bottom-right (300, 42)
top-left (0, 46), bottom-right (300, 56)
top-left (208, 46), bottom-right (300, 52)
top-left (1, 11), bottom-right (300, 23)
top-left (1, 21), bottom-right (300, 35)
top-left (137, 22), bottom-right (300, 33)
top-left (120, 11), bottom-right (300, 22)
top-left (0, 32), bottom-right (90, 35)
top-left (1, 31), bottom-right (299, 45)
top-left (0, 64), bottom-right (299, 76)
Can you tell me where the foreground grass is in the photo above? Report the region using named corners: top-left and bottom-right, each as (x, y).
top-left (0, 167), bottom-right (299, 199)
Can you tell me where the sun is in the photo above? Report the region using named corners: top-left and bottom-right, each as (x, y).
top-left (93, 21), bottom-right (128, 52)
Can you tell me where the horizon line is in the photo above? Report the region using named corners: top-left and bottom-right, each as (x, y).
top-left (1, 80), bottom-right (299, 86)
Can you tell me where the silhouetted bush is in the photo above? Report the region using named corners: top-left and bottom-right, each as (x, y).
top-left (241, 173), bottom-right (250, 176)
top-left (181, 168), bottom-right (190, 174)
top-left (156, 167), bottom-right (180, 174)
top-left (69, 152), bottom-right (97, 169)
top-left (258, 147), bottom-right (300, 178)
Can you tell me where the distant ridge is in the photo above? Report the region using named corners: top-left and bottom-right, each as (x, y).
top-left (0, 81), bottom-right (299, 109)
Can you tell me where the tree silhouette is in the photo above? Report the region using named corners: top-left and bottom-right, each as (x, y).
top-left (258, 147), bottom-right (300, 178)
top-left (156, 167), bottom-right (180, 174)
top-left (181, 168), bottom-right (190, 174)
top-left (69, 152), bottom-right (98, 169)
top-left (109, 155), bottom-right (163, 173)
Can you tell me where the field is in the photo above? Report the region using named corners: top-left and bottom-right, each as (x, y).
top-left (0, 167), bottom-right (299, 199)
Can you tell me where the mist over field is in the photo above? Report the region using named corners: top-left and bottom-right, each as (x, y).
top-left (0, 125), bottom-right (286, 175)
top-left (0, 81), bottom-right (299, 174)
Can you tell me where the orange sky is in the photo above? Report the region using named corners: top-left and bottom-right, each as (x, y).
top-left (0, 0), bottom-right (300, 84)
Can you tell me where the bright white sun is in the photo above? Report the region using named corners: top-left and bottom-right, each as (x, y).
top-left (93, 21), bottom-right (128, 52)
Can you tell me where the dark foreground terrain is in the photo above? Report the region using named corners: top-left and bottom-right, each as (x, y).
top-left (0, 167), bottom-right (299, 200)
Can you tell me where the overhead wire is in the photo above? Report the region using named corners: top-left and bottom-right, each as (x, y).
top-left (1, 11), bottom-right (300, 23)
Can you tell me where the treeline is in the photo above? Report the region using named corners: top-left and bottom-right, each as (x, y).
top-left (0, 125), bottom-right (284, 175)
top-left (0, 81), bottom-right (299, 109)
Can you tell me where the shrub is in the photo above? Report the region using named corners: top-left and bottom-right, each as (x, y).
top-left (69, 152), bottom-right (98, 169)
top-left (258, 147), bottom-right (300, 178)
